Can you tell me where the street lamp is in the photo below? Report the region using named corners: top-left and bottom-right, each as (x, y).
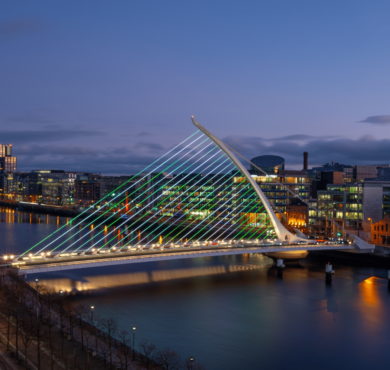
top-left (368, 218), bottom-right (374, 242)
top-left (90, 306), bottom-right (95, 321)
top-left (189, 357), bottom-right (195, 370)
top-left (35, 278), bottom-right (40, 316)
top-left (132, 326), bottom-right (137, 359)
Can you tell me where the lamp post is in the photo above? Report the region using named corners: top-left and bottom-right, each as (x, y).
top-left (323, 215), bottom-right (328, 238)
top-left (368, 218), bottom-right (373, 242)
top-left (90, 306), bottom-right (94, 321)
top-left (189, 357), bottom-right (195, 370)
top-left (132, 326), bottom-right (137, 360)
top-left (35, 278), bottom-right (39, 317)
top-left (58, 290), bottom-right (65, 356)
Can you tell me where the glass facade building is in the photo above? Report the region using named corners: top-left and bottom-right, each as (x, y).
top-left (157, 173), bottom-right (275, 240)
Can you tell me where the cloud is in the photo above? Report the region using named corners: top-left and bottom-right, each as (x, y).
top-left (7, 115), bottom-right (54, 124)
top-left (223, 134), bottom-right (390, 170)
top-left (14, 141), bottom-right (172, 175)
top-left (16, 151), bottom-right (162, 176)
top-left (358, 115), bottom-right (390, 125)
top-left (0, 19), bottom-right (43, 40)
top-left (134, 142), bottom-right (165, 152)
top-left (272, 134), bottom-right (339, 141)
top-left (14, 138), bottom-right (239, 176)
top-left (13, 132), bottom-right (390, 176)
top-left (1, 129), bottom-right (105, 143)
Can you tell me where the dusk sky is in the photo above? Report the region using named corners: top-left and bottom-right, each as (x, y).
top-left (1, 1), bottom-right (390, 174)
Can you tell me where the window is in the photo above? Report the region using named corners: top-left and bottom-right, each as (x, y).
top-left (387, 224), bottom-right (389, 232)
top-left (381, 225), bottom-right (384, 231)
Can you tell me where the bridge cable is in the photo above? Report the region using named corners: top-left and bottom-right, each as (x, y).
top-left (71, 141), bottom-right (224, 253)
top-left (22, 130), bottom-right (203, 256)
top-left (33, 135), bottom-right (212, 255)
top-left (102, 158), bottom-right (237, 250)
top-left (110, 156), bottom-right (236, 250)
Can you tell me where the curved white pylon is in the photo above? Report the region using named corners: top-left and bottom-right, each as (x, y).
top-left (191, 117), bottom-right (306, 243)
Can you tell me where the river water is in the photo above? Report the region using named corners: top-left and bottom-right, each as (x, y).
top-left (1, 207), bottom-right (390, 370)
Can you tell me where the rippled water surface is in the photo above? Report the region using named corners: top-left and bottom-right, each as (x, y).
top-left (1, 207), bottom-right (390, 370)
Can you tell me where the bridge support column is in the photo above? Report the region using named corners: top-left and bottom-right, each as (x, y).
top-left (325, 263), bottom-right (334, 285)
top-left (276, 259), bottom-right (285, 278)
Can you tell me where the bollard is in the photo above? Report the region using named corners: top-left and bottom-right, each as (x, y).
top-left (276, 258), bottom-right (285, 278)
top-left (325, 262), bottom-right (335, 285)
top-left (388, 271), bottom-right (390, 292)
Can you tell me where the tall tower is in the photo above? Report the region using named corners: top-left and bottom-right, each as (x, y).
top-left (303, 152), bottom-right (308, 170)
top-left (0, 144), bottom-right (17, 196)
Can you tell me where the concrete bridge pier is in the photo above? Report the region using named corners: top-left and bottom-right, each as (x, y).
top-left (276, 259), bottom-right (285, 278)
top-left (325, 263), bottom-right (334, 285)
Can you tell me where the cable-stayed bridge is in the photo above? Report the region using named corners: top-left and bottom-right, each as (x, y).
top-left (5, 118), bottom-right (374, 275)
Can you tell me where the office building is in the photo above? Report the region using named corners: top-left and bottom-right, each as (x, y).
top-left (74, 175), bottom-right (102, 207)
top-left (250, 155), bottom-right (285, 175)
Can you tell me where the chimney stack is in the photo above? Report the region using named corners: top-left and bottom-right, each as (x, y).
top-left (303, 152), bottom-right (308, 170)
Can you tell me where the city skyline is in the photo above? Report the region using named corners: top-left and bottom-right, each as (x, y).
top-left (1, 1), bottom-right (390, 174)
top-left (2, 4), bottom-right (390, 370)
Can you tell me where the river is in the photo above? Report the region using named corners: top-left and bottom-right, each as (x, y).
top-left (1, 207), bottom-right (390, 369)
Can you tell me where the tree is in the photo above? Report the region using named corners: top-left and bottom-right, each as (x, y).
top-left (74, 304), bottom-right (89, 351)
top-left (34, 315), bottom-right (47, 370)
top-left (139, 338), bottom-right (157, 369)
top-left (1, 296), bottom-right (14, 352)
top-left (83, 325), bottom-right (95, 367)
top-left (117, 329), bottom-right (132, 370)
top-left (40, 287), bottom-right (58, 370)
top-left (55, 292), bottom-right (69, 357)
top-left (98, 340), bottom-right (111, 370)
top-left (13, 308), bottom-right (22, 362)
top-left (156, 348), bottom-right (182, 370)
top-left (86, 308), bottom-right (100, 358)
top-left (19, 316), bottom-right (38, 370)
top-left (99, 317), bottom-right (118, 370)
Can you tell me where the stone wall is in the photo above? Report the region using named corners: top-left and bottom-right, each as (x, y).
top-left (347, 229), bottom-right (371, 243)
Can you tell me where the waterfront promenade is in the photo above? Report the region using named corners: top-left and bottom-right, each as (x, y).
top-left (0, 268), bottom-right (184, 370)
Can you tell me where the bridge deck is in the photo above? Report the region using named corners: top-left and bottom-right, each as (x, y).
top-left (15, 243), bottom-right (357, 275)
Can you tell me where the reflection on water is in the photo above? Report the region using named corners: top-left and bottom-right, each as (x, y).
top-left (359, 277), bottom-right (385, 307)
top-left (0, 207), bottom-right (70, 225)
top-left (36, 264), bottom-right (266, 294)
